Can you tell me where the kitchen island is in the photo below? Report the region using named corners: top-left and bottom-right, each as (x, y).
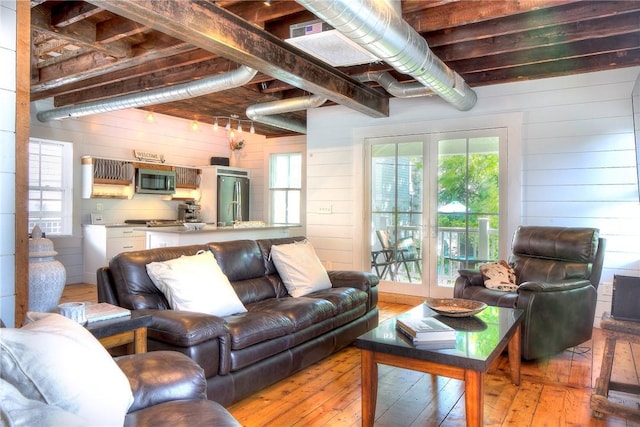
top-left (142, 223), bottom-right (292, 249)
top-left (83, 223), bottom-right (295, 284)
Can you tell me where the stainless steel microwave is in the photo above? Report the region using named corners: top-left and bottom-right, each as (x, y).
top-left (135, 168), bottom-right (176, 194)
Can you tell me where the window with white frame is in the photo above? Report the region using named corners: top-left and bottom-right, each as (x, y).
top-left (28, 138), bottom-right (73, 235)
top-left (269, 153), bottom-right (302, 225)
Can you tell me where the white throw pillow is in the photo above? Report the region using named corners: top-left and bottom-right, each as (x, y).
top-left (146, 250), bottom-right (247, 316)
top-left (0, 313), bottom-right (134, 426)
top-left (270, 240), bottom-right (332, 297)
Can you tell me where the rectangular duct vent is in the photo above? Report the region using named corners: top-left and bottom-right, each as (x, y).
top-left (286, 20), bottom-right (379, 67)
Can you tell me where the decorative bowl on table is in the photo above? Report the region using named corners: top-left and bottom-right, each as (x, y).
top-left (183, 222), bottom-right (206, 231)
top-left (424, 297), bottom-right (487, 318)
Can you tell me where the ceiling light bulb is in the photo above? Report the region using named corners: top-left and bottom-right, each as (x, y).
top-left (146, 112), bottom-right (155, 122)
top-left (213, 118), bottom-right (219, 131)
top-left (191, 121), bottom-right (199, 131)
top-left (238, 122), bottom-right (243, 133)
top-left (230, 129), bottom-right (235, 139)
top-left (225, 121), bottom-right (231, 131)
top-left (250, 122), bottom-right (255, 134)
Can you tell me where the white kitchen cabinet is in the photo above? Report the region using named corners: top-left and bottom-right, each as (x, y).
top-left (83, 225), bottom-right (146, 284)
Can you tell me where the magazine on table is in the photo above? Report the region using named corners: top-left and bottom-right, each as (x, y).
top-left (85, 303), bottom-right (131, 323)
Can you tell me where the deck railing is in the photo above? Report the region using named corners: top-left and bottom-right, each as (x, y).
top-left (371, 223), bottom-right (499, 285)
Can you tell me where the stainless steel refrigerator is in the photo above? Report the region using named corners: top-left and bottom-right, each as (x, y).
top-left (217, 172), bottom-right (249, 226)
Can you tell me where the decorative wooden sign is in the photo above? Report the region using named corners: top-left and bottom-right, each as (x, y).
top-left (133, 150), bottom-right (165, 163)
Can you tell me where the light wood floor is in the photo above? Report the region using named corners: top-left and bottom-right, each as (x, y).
top-left (62, 284), bottom-right (640, 426)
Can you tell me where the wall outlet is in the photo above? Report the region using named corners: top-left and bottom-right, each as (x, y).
top-left (96, 202), bottom-right (104, 211)
top-left (318, 206), bottom-right (332, 214)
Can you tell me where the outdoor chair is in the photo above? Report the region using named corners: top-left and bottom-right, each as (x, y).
top-left (372, 230), bottom-right (422, 282)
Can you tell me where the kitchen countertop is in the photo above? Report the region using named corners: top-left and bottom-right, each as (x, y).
top-left (136, 224), bottom-right (293, 233)
top-left (87, 223), bottom-right (295, 231)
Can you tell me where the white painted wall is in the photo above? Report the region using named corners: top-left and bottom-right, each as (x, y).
top-left (0, 0), bottom-right (16, 326)
top-left (305, 66), bottom-right (640, 323)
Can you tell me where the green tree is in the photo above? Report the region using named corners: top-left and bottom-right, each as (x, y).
top-left (438, 153), bottom-right (499, 229)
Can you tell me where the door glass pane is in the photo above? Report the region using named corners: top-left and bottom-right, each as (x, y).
top-left (371, 141), bottom-right (423, 284)
top-left (436, 136), bottom-right (500, 286)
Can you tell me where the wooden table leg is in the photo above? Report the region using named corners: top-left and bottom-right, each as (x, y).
top-left (508, 323), bottom-right (521, 385)
top-left (361, 350), bottom-right (377, 427)
top-left (464, 370), bottom-right (483, 427)
top-left (133, 327), bottom-right (147, 354)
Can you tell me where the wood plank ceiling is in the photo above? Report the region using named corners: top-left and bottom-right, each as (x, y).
top-left (30, 0), bottom-right (640, 137)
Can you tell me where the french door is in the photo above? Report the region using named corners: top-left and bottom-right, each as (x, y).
top-left (366, 128), bottom-right (506, 297)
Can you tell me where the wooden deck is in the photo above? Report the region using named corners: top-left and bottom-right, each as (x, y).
top-left (62, 284), bottom-right (640, 426)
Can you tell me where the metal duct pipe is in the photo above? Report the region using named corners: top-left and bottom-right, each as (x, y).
top-left (36, 65), bottom-right (258, 122)
top-left (246, 94), bottom-right (327, 134)
top-left (354, 71), bottom-right (433, 98)
top-left (296, 0), bottom-right (477, 111)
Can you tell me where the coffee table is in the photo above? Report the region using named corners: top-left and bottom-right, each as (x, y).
top-left (355, 303), bottom-right (523, 427)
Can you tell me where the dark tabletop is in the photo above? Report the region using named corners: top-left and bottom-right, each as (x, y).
top-left (355, 303), bottom-right (523, 372)
top-left (85, 313), bottom-right (153, 339)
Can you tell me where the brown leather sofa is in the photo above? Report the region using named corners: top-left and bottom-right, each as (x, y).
top-left (454, 226), bottom-right (605, 360)
top-left (98, 236), bottom-right (379, 406)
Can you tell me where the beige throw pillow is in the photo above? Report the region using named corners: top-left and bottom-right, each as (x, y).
top-left (479, 260), bottom-right (518, 292)
top-left (270, 240), bottom-right (332, 297)
top-left (0, 313), bottom-right (134, 426)
top-left (146, 250), bottom-right (247, 316)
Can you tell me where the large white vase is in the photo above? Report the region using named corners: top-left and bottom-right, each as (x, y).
top-left (28, 225), bottom-right (66, 312)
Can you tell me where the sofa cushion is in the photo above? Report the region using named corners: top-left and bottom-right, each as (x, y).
top-left (309, 287), bottom-right (369, 314)
top-left (146, 250), bottom-right (247, 317)
top-left (480, 260), bottom-right (518, 292)
top-left (0, 313), bottom-right (134, 426)
top-left (270, 240), bottom-right (331, 297)
top-left (224, 311), bottom-right (294, 350)
top-left (249, 297), bottom-right (336, 330)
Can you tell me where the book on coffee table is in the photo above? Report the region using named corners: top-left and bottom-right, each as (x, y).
top-left (85, 303), bottom-right (131, 323)
top-left (396, 315), bottom-right (456, 345)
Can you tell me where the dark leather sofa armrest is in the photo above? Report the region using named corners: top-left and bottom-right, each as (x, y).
top-left (116, 351), bottom-right (207, 413)
top-left (517, 279), bottom-right (593, 293)
top-left (135, 309), bottom-right (229, 347)
top-left (327, 270), bottom-right (379, 291)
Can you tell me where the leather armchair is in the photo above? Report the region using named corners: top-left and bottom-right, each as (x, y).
top-left (118, 351), bottom-right (240, 426)
top-left (454, 226), bottom-right (605, 360)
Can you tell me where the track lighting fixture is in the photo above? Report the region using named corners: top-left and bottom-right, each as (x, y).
top-left (212, 114), bottom-right (256, 135)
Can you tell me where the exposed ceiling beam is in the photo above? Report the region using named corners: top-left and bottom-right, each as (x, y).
top-left (420, 1), bottom-right (640, 46)
top-left (31, 35), bottom-right (192, 95)
top-left (431, 12), bottom-right (640, 62)
top-left (88, 0), bottom-right (389, 119)
top-left (404, 0), bottom-right (578, 32)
